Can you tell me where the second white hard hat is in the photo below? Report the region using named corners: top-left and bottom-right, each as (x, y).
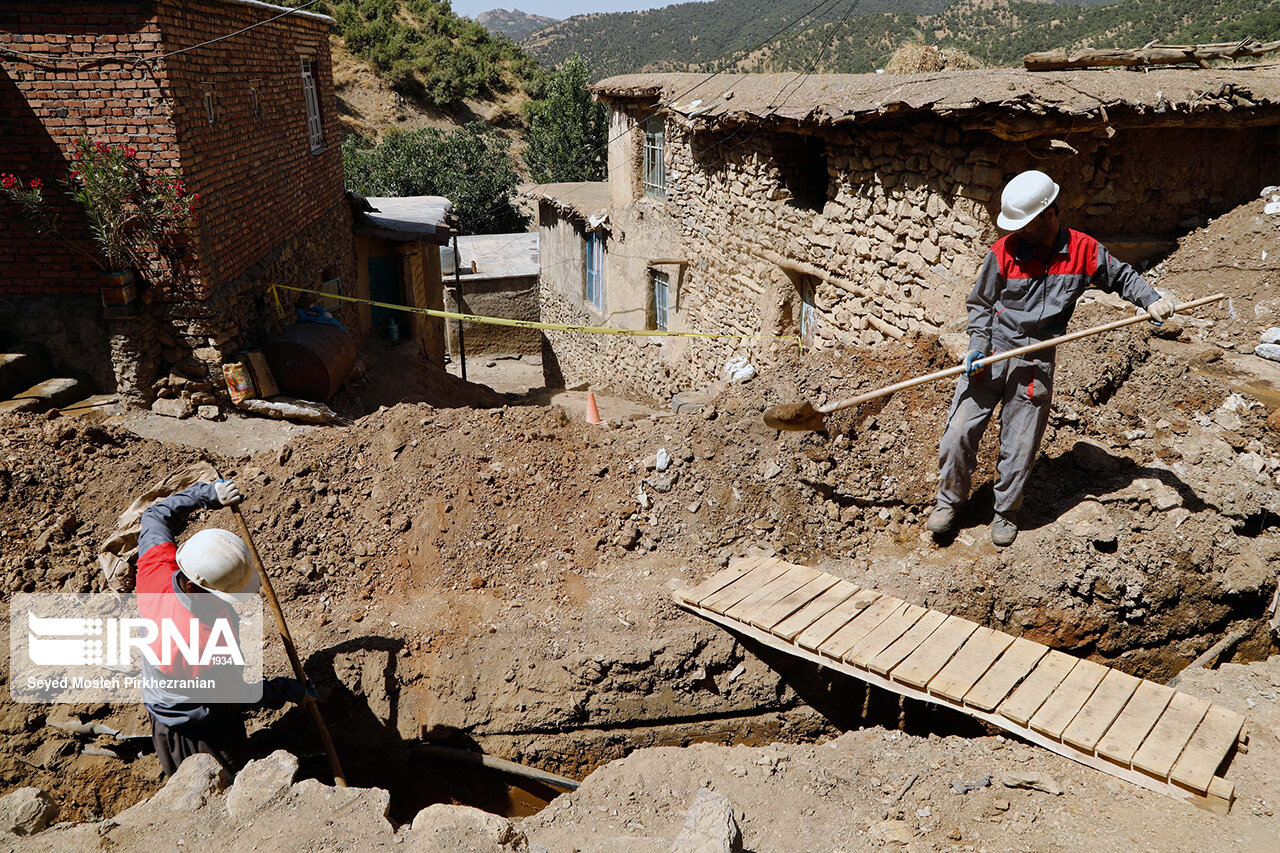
top-left (176, 528), bottom-right (260, 604)
top-left (997, 170), bottom-right (1060, 231)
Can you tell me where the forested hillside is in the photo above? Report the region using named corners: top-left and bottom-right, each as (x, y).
top-left (524, 0), bottom-right (1280, 78)
top-left (476, 8), bottom-right (560, 41)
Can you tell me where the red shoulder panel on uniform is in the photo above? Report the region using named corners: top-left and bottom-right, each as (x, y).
top-left (1052, 229), bottom-right (1098, 277)
top-left (137, 541), bottom-right (178, 595)
top-left (991, 233), bottom-right (1017, 275)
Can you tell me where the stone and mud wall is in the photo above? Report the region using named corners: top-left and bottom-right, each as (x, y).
top-left (539, 98), bottom-right (1280, 405)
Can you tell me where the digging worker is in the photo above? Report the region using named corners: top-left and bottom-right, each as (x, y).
top-left (925, 170), bottom-right (1176, 546)
top-left (137, 479), bottom-right (314, 776)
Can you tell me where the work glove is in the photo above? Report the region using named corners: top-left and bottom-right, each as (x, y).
top-left (963, 349), bottom-right (988, 378)
top-left (1146, 296), bottom-right (1177, 325)
top-left (214, 479), bottom-right (243, 506)
top-left (283, 678), bottom-right (318, 705)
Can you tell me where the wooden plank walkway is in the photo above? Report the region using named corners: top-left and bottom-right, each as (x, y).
top-left (675, 557), bottom-right (1245, 814)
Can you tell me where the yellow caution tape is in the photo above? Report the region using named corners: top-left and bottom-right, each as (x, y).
top-left (270, 284), bottom-right (801, 347)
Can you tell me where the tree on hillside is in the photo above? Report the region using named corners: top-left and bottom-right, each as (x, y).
top-left (342, 123), bottom-right (528, 234)
top-left (523, 57), bottom-right (607, 184)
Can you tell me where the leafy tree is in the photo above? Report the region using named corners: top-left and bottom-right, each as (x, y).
top-left (342, 123), bottom-right (528, 234)
top-left (522, 57), bottom-right (607, 183)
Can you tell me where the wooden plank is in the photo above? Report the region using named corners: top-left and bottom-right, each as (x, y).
top-left (867, 609), bottom-right (949, 676)
top-left (891, 615), bottom-right (979, 690)
top-left (927, 627), bottom-right (1017, 702)
top-left (701, 558), bottom-right (787, 614)
top-left (816, 595), bottom-right (905, 659)
top-left (795, 589), bottom-right (881, 652)
top-left (843, 603), bottom-right (927, 668)
top-left (997, 651), bottom-right (1078, 727)
top-left (1029, 658), bottom-right (1109, 740)
top-left (772, 580), bottom-right (860, 642)
top-left (1062, 668), bottom-right (1142, 753)
top-left (1096, 680), bottom-right (1176, 766)
top-left (1132, 692), bottom-right (1212, 779)
top-left (1170, 705), bottom-right (1246, 793)
top-left (750, 574), bottom-right (840, 631)
top-left (676, 558), bottom-right (765, 606)
top-left (724, 564), bottom-right (820, 623)
top-left (962, 637), bottom-right (1048, 712)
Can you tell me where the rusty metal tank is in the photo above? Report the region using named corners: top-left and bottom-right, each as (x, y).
top-left (262, 322), bottom-right (356, 402)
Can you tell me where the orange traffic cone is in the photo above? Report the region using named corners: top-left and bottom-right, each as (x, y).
top-left (585, 391), bottom-right (603, 425)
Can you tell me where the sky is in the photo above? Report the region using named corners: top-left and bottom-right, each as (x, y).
top-left (450, 1), bottom-right (682, 20)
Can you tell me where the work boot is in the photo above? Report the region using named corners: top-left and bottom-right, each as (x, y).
top-left (925, 504), bottom-right (957, 535)
top-left (991, 512), bottom-right (1018, 547)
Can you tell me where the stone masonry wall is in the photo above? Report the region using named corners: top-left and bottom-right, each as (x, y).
top-left (539, 99), bottom-right (1279, 405)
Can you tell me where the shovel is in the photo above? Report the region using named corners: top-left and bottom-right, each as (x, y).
top-left (763, 292), bottom-right (1226, 432)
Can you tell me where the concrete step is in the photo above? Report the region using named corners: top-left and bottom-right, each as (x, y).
top-left (2, 377), bottom-right (85, 414)
top-left (0, 351), bottom-right (51, 400)
top-left (62, 394), bottom-right (124, 422)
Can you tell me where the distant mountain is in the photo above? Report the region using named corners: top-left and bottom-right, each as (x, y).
top-left (476, 8), bottom-right (560, 41)
top-left (523, 0), bottom-right (1280, 79)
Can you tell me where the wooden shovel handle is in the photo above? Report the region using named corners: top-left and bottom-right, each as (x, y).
top-left (229, 503), bottom-right (348, 787)
top-left (817, 293), bottom-right (1226, 415)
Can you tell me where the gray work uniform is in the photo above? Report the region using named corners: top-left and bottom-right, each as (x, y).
top-left (936, 227), bottom-right (1159, 514)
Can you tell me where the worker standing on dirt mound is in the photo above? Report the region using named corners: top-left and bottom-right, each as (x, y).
top-left (925, 170), bottom-right (1176, 546)
top-left (137, 479), bottom-right (314, 776)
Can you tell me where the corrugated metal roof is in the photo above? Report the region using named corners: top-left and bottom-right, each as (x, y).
top-left (455, 232), bottom-right (539, 280)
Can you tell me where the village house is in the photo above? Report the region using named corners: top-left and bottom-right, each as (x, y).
top-left (446, 231), bottom-right (542, 357)
top-left (531, 67), bottom-right (1280, 406)
top-left (0, 0), bottom-right (367, 415)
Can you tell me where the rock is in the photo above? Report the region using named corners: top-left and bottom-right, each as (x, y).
top-left (1059, 500), bottom-right (1117, 546)
top-left (655, 447), bottom-right (672, 472)
top-left (1072, 439), bottom-right (1122, 471)
top-left (197, 405), bottom-right (222, 420)
top-left (403, 803), bottom-right (528, 852)
top-left (1223, 546), bottom-right (1272, 595)
top-left (226, 750), bottom-right (298, 819)
top-left (950, 775), bottom-right (992, 794)
top-left (1256, 343), bottom-right (1280, 363)
top-left (761, 461), bottom-right (782, 480)
top-left (237, 396), bottom-right (336, 424)
top-left (1002, 771), bottom-right (1063, 795)
top-left (669, 788), bottom-right (742, 853)
top-left (0, 787), bottom-right (58, 836)
top-left (151, 397), bottom-right (193, 419)
top-left (866, 818), bottom-right (915, 847)
top-left (147, 753), bottom-right (229, 811)
top-left (1261, 327), bottom-right (1280, 345)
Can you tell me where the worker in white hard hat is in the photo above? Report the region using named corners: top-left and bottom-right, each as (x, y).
top-left (926, 170), bottom-right (1176, 546)
top-left (136, 479), bottom-right (314, 776)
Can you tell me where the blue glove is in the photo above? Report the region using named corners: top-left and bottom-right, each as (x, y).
top-left (963, 350), bottom-right (988, 378)
top-left (282, 678), bottom-right (318, 705)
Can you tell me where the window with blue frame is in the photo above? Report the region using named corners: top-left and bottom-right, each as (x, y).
top-left (585, 231), bottom-right (604, 311)
top-left (651, 269), bottom-right (669, 331)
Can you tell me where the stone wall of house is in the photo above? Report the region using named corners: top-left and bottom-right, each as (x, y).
top-left (0, 1), bottom-right (354, 410)
top-left (538, 98), bottom-right (1279, 404)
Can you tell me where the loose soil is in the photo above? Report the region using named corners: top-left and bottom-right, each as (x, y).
top-left (1, 196), bottom-right (1279, 848)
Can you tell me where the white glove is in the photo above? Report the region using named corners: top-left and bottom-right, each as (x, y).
top-left (214, 479), bottom-right (243, 506)
top-left (1147, 297), bottom-right (1177, 324)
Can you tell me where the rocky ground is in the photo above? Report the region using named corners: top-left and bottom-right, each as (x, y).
top-left (1, 196), bottom-right (1279, 848)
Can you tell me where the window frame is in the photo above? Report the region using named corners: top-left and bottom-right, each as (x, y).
top-left (643, 116), bottom-right (666, 200)
top-left (585, 231), bottom-right (604, 312)
top-left (651, 268), bottom-right (669, 331)
top-left (300, 56), bottom-right (324, 153)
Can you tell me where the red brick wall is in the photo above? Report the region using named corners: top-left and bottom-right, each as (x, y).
top-left (0, 0), bottom-right (348, 301)
top-left (156, 0), bottom-right (348, 300)
top-left (0, 2), bottom-right (178, 295)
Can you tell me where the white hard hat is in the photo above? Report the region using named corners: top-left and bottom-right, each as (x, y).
top-left (997, 170), bottom-right (1060, 230)
top-left (176, 528), bottom-right (260, 604)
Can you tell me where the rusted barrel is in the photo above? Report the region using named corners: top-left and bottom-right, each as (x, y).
top-left (262, 323), bottom-right (356, 402)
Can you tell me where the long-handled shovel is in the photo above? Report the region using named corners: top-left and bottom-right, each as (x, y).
top-left (764, 292), bottom-right (1226, 432)
top-left (228, 501), bottom-right (348, 787)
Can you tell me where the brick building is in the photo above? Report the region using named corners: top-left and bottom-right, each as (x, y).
top-left (0, 0), bottom-right (356, 410)
top-left (533, 67), bottom-right (1280, 406)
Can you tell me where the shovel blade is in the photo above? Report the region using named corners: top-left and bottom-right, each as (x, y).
top-left (763, 401), bottom-right (827, 432)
